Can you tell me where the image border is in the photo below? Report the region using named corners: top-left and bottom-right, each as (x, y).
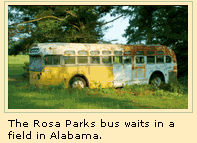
top-left (5, 1), bottom-right (193, 113)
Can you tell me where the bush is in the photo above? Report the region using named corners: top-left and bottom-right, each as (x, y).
top-left (23, 62), bottom-right (29, 72)
top-left (48, 82), bottom-right (66, 91)
top-left (22, 72), bottom-right (29, 80)
top-left (158, 81), bottom-right (185, 94)
top-left (22, 62), bottom-right (29, 80)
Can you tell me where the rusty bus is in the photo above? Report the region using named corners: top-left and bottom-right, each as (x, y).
top-left (29, 43), bottom-right (177, 88)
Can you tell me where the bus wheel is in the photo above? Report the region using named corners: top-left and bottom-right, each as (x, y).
top-left (150, 75), bottom-right (163, 87)
top-left (71, 77), bottom-right (86, 89)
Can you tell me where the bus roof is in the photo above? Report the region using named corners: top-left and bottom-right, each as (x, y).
top-left (29, 43), bottom-right (176, 62)
top-left (31, 43), bottom-right (163, 47)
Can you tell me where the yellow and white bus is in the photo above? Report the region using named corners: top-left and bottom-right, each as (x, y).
top-left (29, 43), bottom-right (177, 88)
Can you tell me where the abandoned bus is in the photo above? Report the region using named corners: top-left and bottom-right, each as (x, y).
top-left (29, 43), bottom-right (177, 88)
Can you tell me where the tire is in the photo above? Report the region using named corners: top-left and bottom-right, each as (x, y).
top-left (70, 77), bottom-right (86, 89)
top-left (150, 74), bottom-right (163, 87)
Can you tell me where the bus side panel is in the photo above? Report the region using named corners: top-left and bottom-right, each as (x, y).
top-left (113, 64), bottom-right (124, 81)
top-left (89, 65), bottom-right (114, 88)
top-left (63, 66), bottom-right (78, 87)
top-left (155, 64), bottom-right (166, 77)
top-left (132, 57), bottom-right (148, 84)
top-left (146, 65), bottom-right (167, 84)
top-left (30, 68), bottom-right (62, 87)
top-left (163, 64), bottom-right (173, 84)
top-left (146, 64), bottom-right (156, 83)
top-left (123, 64), bottom-right (133, 84)
top-left (77, 65), bottom-right (89, 76)
top-left (39, 67), bottom-right (65, 85)
top-left (38, 66), bottom-right (78, 87)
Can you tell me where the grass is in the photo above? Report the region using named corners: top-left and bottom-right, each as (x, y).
top-left (8, 55), bottom-right (188, 109)
top-left (8, 55), bottom-right (29, 80)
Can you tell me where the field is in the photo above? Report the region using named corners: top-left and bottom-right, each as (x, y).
top-left (8, 55), bottom-right (188, 109)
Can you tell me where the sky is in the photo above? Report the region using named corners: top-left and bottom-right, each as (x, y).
top-left (101, 13), bottom-right (130, 44)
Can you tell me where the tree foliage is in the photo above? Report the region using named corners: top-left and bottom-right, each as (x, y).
top-left (8, 6), bottom-right (115, 55)
top-left (113, 6), bottom-right (188, 76)
top-left (113, 6), bottom-right (188, 46)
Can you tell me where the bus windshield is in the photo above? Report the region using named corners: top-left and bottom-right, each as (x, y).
top-left (29, 55), bottom-right (44, 72)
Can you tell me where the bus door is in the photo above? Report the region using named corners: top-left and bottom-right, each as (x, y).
top-left (77, 51), bottom-right (89, 77)
top-left (113, 56), bottom-right (124, 87)
top-left (164, 55), bottom-right (175, 82)
top-left (123, 56), bottom-right (132, 85)
top-left (42, 55), bottom-right (63, 85)
top-left (133, 56), bottom-right (146, 83)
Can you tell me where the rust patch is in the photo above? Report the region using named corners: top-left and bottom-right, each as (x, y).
top-left (123, 45), bottom-right (135, 55)
top-left (165, 47), bottom-right (177, 63)
top-left (132, 65), bottom-right (135, 70)
top-left (122, 45), bottom-right (167, 56)
top-left (133, 65), bottom-right (146, 78)
top-left (132, 56), bottom-right (135, 63)
top-left (133, 65), bottom-right (145, 70)
top-left (52, 48), bottom-right (55, 54)
top-left (136, 69), bottom-right (137, 78)
top-left (173, 65), bottom-right (177, 71)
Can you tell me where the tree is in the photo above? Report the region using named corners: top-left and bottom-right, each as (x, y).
top-left (8, 6), bottom-right (116, 55)
top-left (112, 6), bottom-right (188, 76)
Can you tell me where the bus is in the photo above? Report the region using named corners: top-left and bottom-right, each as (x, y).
top-left (29, 43), bottom-right (177, 89)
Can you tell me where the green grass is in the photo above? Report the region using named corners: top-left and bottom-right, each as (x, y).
top-left (8, 55), bottom-right (29, 80)
top-left (8, 55), bottom-right (188, 109)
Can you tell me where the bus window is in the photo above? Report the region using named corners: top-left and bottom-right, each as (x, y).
top-left (102, 56), bottom-right (112, 64)
top-left (156, 56), bottom-right (164, 63)
top-left (65, 51), bottom-right (75, 55)
top-left (90, 51), bottom-right (100, 55)
top-left (136, 56), bottom-right (144, 64)
top-left (45, 55), bottom-right (53, 65)
top-left (124, 56), bottom-right (132, 64)
top-left (45, 55), bottom-right (61, 65)
top-left (166, 56), bottom-right (172, 63)
top-left (90, 56), bottom-right (100, 64)
top-left (113, 56), bottom-right (122, 64)
top-left (124, 51), bottom-right (131, 55)
top-left (78, 56), bottom-right (88, 64)
top-left (78, 51), bottom-right (88, 55)
top-left (156, 51), bottom-right (164, 54)
top-left (114, 51), bottom-right (122, 55)
top-left (102, 51), bottom-right (111, 55)
top-left (64, 56), bottom-right (75, 64)
top-left (29, 55), bottom-right (43, 71)
top-left (147, 56), bottom-right (155, 64)
top-left (53, 55), bottom-right (61, 65)
top-left (147, 51), bottom-right (155, 55)
top-left (137, 51), bottom-right (144, 55)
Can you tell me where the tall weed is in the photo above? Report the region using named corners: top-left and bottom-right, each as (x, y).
top-left (22, 62), bottom-right (30, 80)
